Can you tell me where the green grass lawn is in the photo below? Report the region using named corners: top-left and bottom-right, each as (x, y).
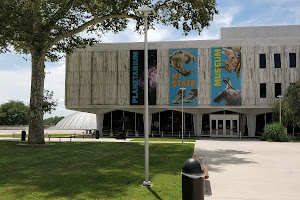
top-left (0, 141), bottom-right (194, 200)
top-left (0, 134), bottom-right (81, 138)
top-left (130, 138), bottom-right (196, 142)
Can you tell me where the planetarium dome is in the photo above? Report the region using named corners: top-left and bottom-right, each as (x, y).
top-left (55, 112), bottom-right (96, 130)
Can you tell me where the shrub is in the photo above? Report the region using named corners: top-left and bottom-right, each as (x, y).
top-left (264, 123), bottom-right (290, 142)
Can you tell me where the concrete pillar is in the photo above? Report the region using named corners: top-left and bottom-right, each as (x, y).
top-left (247, 114), bottom-right (256, 137)
top-left (193, 114), bottom-right (202, 137)
top-left (96, 114), bottom-right (104, 136)
top-left (240, 114), bottom-right (247, 134)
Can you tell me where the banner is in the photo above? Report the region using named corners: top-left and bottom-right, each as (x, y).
top-left (169, 48), bottom-right (198, 106)
top-left (130, 50), bottom-right (157, 105)
top-left (211, 47), bottom-right (242, 106)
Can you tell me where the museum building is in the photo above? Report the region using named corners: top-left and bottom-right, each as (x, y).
top-left (65, 25), bottom-right (300, 138)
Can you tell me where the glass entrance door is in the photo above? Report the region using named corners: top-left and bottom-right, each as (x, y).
top-left (218, 120), bottom-right (223, 135)
top-left (233, 120), bottom-right (238, 136)
top-left (226, 120), bottom-right (231, 135)
top-left (210, 114), bottom-right (239, 137)
top-left (211, 120), bottom-right (217, 136)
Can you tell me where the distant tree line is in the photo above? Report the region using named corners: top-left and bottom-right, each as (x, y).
top-left (0, 90), bottom-right (62, 125)
top-left (0, 100), bottom-right (29, 125)
top-left (43, 116), bottom-right (64, 125)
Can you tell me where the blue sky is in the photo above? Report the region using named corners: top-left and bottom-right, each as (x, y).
top-left (0, 0), bottom-right (299, 118)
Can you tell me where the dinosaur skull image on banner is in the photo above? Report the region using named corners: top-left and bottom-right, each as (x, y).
top-left (169, 48), bottom-right (198, 106)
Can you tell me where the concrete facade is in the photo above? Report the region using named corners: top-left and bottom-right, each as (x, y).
top-left (65, 25), bottom-right (300, 137)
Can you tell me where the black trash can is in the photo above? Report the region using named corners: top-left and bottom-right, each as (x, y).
top-left (95, 130), bottom-right (100, 139)
top-left (182, 158), bottom-right (205, 200)
top-left (21, 130), bottom-right (26, 141)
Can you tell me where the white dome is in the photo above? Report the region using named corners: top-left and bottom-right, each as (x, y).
top-left (55, 112), bottom-right (96, 130)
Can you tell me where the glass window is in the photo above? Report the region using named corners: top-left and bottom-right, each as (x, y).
top-left (289, 53), bottom-right (296, 68)
top-left (259, 54), bottom-right (266, 68)
top-left (211, 120), bottom-right (217, 135)
top-left (160, 110), bottom-right (172, 132)
top-left (103, 112), bottom-right (112, 131)
top-left (233, 120), bottom-right (237, 135)
top-left (274, 54), bottom-right (281, 68)
top-left (218, 120), bottom-right (223, 135)
top-left (275, 83), bottom-right (282, 97)
top-left (260, 83), bottom-right (266, 98)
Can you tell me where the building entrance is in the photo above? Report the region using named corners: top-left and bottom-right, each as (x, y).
top-left (210, 114), bottom-right (239, 137)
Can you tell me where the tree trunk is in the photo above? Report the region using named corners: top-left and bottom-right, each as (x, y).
top-left (28, 51), bottom-right (45, 144)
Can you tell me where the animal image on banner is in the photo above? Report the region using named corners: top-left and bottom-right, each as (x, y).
top-left (130, 50), bottom-right (157, 105)
top-left (169, 48), bottom-right (198, 106)
top-left (211, 47), bottom-right (242, 106)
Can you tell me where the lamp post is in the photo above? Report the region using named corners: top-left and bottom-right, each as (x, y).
top-left (277, 95), bottom-right (283, 124)
top-left (180, 88), bottom-right (186, 143)
top-left (136, 7), bottom-right (155, 187)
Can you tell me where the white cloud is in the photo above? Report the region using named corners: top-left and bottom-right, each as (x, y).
top-left (0, 69), bottom-right (31, 104)
top-left (214, 6), bottom-right (241, 27)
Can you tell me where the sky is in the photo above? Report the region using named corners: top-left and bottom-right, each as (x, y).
top-left (0, 0), bottom-right (299, 119)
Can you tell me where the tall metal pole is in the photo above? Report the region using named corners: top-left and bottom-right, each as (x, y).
top-left (143, 14), bottom-right (151, 187)
top-left (180, 88), bottom-right (186, 143)
top-left (136, 7), bottom-right (155, 187)
top-left (277, 95), bottom-right (283, 124)
top-left (279, 98), bottom-right (281, 124)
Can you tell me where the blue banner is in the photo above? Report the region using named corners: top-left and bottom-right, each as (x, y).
top-left (169, 48), bottom-right (198, 106)
top-left (130, 50), bottom-right (157, 105)
top-left (211, 47), bottom-right (242, 106)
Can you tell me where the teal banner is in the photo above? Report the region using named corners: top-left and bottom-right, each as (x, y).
top-left (169, 48), bottom-right (198, 106)
top-left (211, 47), bottom-right (242, 106)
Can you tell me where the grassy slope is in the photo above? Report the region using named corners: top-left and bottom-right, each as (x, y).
top-left (0, 141), bottom-right (194, 200)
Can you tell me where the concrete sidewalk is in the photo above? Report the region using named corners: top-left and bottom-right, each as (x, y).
top-left (194, 139), bottom-right (300, 200)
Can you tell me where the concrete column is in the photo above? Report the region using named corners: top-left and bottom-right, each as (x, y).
top-left (240, 114), bottom-right (247, 134)
top-left (247, 114), bottom-right (256, 137)
top-left (96, 114), bottom-right (104, 136)
top-left (193, 114), bottom-right (202, 137)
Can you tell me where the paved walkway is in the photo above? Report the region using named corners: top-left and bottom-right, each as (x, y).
top-left (194, 139), bottom-right (300, 200)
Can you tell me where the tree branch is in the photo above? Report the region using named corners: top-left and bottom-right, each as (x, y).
top-left (126, 0), bottom-right (132, 13)
top-left (45, 0), bottom-right (75, 29)
top-left (42, 13), bottom-right (136, 57)
top-left (155, 0), bottom-right (172, 11)
top-left (81, 1), bottom-right (94, 15)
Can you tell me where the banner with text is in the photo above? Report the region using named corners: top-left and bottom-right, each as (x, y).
top-left (169, 48), bottom-right (198, 106)
top-left (211, 47), bottom-right (242, 106)
top-left (130, 50), bottom-right (157, 105)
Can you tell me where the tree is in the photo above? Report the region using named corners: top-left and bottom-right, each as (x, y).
top-left (43, 90), bottom-right (58, 114)
top-left (44, 116), bottom-right (64, 125)
top-left (0, 0), bottom-right (218, 144)
top-left (272, 100), bottom-right (291, 127)
top-left (285, 80), bottom-right (300, 129)
top-left (0, 100), bottom-right (29, 125)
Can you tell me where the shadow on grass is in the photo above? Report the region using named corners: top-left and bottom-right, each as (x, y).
top-left (0, 141), bottom-right (194, 200)
top-left (147, 187), bottom-right (163, 200)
